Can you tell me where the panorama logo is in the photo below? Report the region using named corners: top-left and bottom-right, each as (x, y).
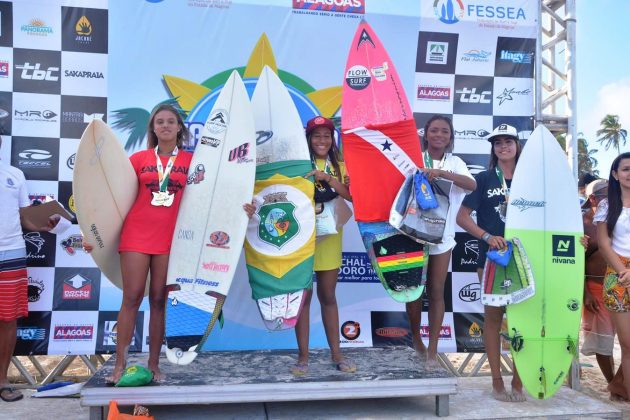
top-left (21, 18), bottom-right (53, 36)
top-left (111, 33), bottom-right (336, 153)
top-left (434, 0), bottom-right (464, 24)
top-left (292, 0), bottom-right (365, 14)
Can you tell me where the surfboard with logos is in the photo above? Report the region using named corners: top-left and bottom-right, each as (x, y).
top-left (164, 70), bottom-right (256, 365)
top-left (245, 65), bottom-right (315, 330)
top-left (73, 119), bottom-right (149, 294)
top-left (505, 124), bottom-right (584, 399)
top-left (341, 20), bottom-right (426, 303)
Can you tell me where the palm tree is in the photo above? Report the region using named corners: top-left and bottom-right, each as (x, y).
top-left (556, 133), bottom-right (599, 175)
top-left (596, 114), bottom-right (627, 153)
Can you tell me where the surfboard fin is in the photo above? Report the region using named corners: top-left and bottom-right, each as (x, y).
top-left (500, 328), bottom-right (524, 352)
top-left (566, 336), bottom-right (578, 358)
top-left (218, 310), bottom-right (225, 329)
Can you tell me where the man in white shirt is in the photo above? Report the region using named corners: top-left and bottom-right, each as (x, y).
top-left (0, 135), bottom-right (61, 403)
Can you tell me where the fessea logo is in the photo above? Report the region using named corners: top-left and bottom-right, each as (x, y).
top-left (434, 0), bottom-right (527, 25)
top-left (292, 0), bottom-right (365, 14)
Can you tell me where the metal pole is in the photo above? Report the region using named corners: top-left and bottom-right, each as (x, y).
top-left (535, 0), bottom-right (543, 126)
top-left (565, 0), bottom-right (578, 181)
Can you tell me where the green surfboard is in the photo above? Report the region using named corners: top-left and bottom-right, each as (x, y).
top-left (505, 125), bottom-right (585, 399)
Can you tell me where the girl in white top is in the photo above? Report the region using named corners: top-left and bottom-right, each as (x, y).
top-left (595, 152), bottom-right (630, 398)
top-left (405, 115), bottom-right (476, 367)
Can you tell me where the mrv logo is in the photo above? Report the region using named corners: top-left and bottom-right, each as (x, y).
top-left (552, 235), bottom-right (575, 264)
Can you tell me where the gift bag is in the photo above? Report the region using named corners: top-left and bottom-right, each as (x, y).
top-left (390, 170), bottom-right (452, 245)
top-left (315, 201), bottom-right (338, 237)
top-left (334, 196), bottom-right (352, 229)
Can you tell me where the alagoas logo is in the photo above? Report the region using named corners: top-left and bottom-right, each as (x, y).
top-left (417, 85), bottom-right (451, 101)
top-left (54, 325), bottom-right (94, 340)
top-left (292, 0), bottom-right (365, 15)
top-left (257, 192), bottom-right (298, 248)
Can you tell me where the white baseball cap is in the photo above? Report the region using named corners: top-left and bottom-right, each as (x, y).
top-left (585, 179), bottom-right (608, 198)
top-left (487, 124), bottom-right (519, 142)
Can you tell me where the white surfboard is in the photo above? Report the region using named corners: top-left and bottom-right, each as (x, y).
top-left (165, 70), bottom-right (256, 364)
top-left (245, 65), bottom-right (315, 330)
top-left (73, 119), bottom-right (149, 294)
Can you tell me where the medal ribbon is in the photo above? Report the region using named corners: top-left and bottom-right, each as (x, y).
top-left (495, 167), bottom-right (510, 201)
top-left (154, 146), bottom-right (179, 192)
top-left (423, 151), bottom-right (447, 169)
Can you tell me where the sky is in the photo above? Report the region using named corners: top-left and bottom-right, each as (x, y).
top-left (576, 1), bottom-right (630, 176)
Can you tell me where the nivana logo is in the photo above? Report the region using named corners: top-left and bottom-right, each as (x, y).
top-left (509, 197), bottom-right (545, 212)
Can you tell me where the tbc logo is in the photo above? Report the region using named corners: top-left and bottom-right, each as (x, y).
top-left (456, 87), bottom-right (491, 104)
top-left (552, 235), bottom-right (575, 258)
top-left (15, 63), bottom-right (59, 81)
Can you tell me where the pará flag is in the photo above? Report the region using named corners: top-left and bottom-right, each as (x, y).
top-left (342, 119), bottom-right (423, 222)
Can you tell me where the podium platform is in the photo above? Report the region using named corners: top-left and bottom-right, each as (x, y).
top-left (81, 346), bottom-right (457, 419)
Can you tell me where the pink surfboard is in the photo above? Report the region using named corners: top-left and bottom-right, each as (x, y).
top-left (341, 20), bottom-right (425, 303)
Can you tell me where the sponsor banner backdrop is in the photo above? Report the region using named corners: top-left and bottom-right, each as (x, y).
top-left (417, 0), bottom-right (537, 351)
top-left (5, 0), bottom-right (537, 355)
top-left (2, 0), bottom-right (109, 355)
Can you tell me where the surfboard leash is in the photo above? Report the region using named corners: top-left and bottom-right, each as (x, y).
top-left (198, 295), bottom-right (226, 349)
top-left (500, 328), bottom-right (524, 352)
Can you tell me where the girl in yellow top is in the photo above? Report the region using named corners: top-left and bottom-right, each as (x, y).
top-left (292, 116), bottom-right (355, 375)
